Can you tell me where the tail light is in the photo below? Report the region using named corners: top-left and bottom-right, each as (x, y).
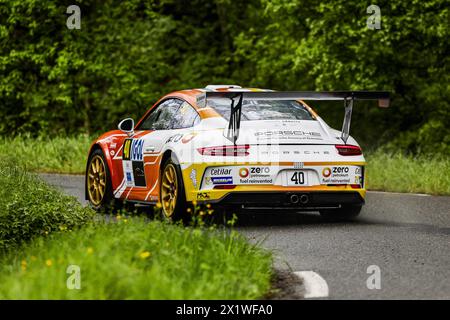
top-left (197, 145), bottom-right (250, 156)
top-left (335, 144), bottom-right (362, 156)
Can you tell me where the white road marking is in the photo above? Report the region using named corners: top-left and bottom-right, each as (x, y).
top-left (367, 190), bottom-right (431, 197)
top-left (294, 271), bottom-right (329, 298)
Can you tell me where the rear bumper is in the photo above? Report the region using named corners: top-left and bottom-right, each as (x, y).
top-left (202, 191), bottom-right (364, 210)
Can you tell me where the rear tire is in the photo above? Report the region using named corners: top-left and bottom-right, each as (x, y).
top-left (319, 205), bottom-right (362, 221)
top-left (86, 149), bottom-right (122, 213)
top-left (159, 157), bottom-right (188, 223)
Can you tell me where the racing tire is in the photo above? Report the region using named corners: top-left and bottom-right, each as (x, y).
top-left (86, 148), bottom-right (122, 213)
top-left (319, 205), bottom-right (362, 221)
top-left (159, 157), bottom-right (189, 223)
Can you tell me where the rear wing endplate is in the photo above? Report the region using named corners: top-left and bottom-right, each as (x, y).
top-left (196, 91), bottom-right (390, 144)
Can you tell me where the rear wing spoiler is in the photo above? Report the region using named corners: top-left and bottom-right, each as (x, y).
top-left (196, 91), bottom-right (390, 144)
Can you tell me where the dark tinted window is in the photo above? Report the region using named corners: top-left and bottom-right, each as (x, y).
top-left (172, 102), bottom-right (200, 129)
top-left (138, 99), bottom-right (182, 130)
top-left (209, 99), bottom-right (315, 121)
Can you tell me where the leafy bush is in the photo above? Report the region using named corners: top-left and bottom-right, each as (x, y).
top-left (0, 0), bottom-right (448, 154)
top-left (0, 218), bottom-right (273, 299)
top-left (0, 159), bottom-right (94, 251)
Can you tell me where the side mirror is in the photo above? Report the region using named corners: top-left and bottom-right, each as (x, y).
top-left (118, 118), bottom-right (134, 136)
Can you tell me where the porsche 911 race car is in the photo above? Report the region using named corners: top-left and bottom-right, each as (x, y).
top-left (85, 85), bottom-right (389, 220)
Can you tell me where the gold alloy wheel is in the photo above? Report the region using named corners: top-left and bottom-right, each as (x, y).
top-left (161, 164), bottom-right (178, 217)
top-left (87, 155), bottom-right (107, 206)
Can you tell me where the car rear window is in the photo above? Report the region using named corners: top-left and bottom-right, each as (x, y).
top-left (208, 99), bottom-right (315, 121)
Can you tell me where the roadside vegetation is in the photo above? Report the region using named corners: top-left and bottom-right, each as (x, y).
top-left (0, 158), bottom-right (93, 251)
top-left (0, 135), bottom-right (91, 174)
top-left (365, 151), bottom-right (450, 195)
top-left (1, 136), bottom-right (448, 195)
top-left (0, 218), bottom-right (272, 299)
top-left (0, 160), bottom-right (272, 299)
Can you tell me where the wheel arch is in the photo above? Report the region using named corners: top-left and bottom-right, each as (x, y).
top-left (159, 149), bottom-right (188, 201)
top-left (85, 142), bottom-right (114, 200)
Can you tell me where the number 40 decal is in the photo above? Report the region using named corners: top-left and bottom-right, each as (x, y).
top-left (291, 172), bottom-right (305, 185)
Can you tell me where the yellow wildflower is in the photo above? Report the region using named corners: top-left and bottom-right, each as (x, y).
top-left (87, 247), bottom-right (94, 254)
top-left (45, 259), bottom-right (53, 267)
top-left (139, 251), bottom-right (151, 259)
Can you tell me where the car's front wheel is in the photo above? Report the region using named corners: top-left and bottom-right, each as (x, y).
top-left (160, 158), bottom-right (188, 222)
top-left (319, 205), bottom-right (362, 221)
top-left (86, 149), bottom-right (121, 213)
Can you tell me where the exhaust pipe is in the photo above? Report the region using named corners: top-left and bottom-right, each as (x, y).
top-left (300, 194), bottom-right (309, 204)
top-left (290, 194), bottom-right (299, 204)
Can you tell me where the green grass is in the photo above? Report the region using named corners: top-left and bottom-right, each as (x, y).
top-left (0, 218), bottom-right (273, 299)
top-left (0, 159), bottom-right (94, 251)
top-left (1, 135), bottom-right (448, 195)
top-left (365, 151), bottom-right (450, 195)
top-left (0, 160), bottom-right (273, 299)
top-left (0, 134), bottom-right (91, 174)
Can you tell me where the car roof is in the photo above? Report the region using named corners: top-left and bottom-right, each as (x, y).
top-left (140, 85), bottom-right (316, 122)
top-left (160, 85), bottom-right (272, 109)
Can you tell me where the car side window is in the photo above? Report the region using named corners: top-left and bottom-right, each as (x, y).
top-left (138, 99), bottom-right (182, 130)
top-left (172, 102), bottom-right (201, 129)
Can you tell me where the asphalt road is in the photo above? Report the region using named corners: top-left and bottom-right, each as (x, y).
top-left (40, 173), bottom-right (450, 299)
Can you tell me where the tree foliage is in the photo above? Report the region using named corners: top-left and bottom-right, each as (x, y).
top-left (0, 0), bottom-right (448, 153)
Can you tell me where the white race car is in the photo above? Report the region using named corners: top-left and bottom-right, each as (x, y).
top-left (85, 85), bottom-right (389, 221)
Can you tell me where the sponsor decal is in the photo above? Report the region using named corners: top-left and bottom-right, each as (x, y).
top-left (123, 139), bottom-right (132, 160)
top-left (250, 167), bottom-right (270, 174)
top-left (166, 134), bottom-right (183, 144)
top-left (239, 168), bottom-right (249, 178)
top-left (320, 166), bottom-right (359, 184)
top-left (124, 161), bottom-right (134, 186)
top-left (122, 138), bottom-right (146, 187)
top-left (355, 167), bottom-right (362, 175)
top-left (210, 168), bottom-right (232, 176)
top-left (197, 192), bottom-right (210, 200)
top-left (255, 130), bottom-right (322, 140)
top-left (239, 167), bottom-right (273, 184)
top-left (211, 176), bottom-right (233, 185)
top-left (333, 167), bottom-right (349, 174)
top-left (126, 172), bottom-right (133, 186)
top-left (123, 138), bottom-right (144, 161)
top-left (110, 150), bottom-right (115, 156)
top-left (322, 167), bottom-right (332, 178)
top-left (132, 161), bottom-right (146, 187)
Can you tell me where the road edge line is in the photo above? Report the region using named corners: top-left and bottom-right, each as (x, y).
top-left (294, 271), bottom-right (329, 298)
